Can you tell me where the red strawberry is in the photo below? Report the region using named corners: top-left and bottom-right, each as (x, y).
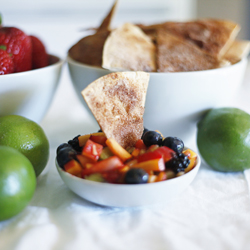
top-left (0, 27), bottom-right (32, 72)
top-left (0, 46), bottom-right (14, 75)
top-left (30, 35), bottom-right (49, 69)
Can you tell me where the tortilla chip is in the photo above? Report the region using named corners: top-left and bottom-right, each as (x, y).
top-left (139, 19), bottom-right (240, 58)
top-left (163, 19), bottom-right (240, 58)
top-left (68, 1), bottom-right (118, 67)
top-left (102, 23), bottom-right (156, 72)
top-left (68, 31), bottom-right (110, 67)
top-left (81, 72), bottom-right (149, 148)
top-left (156, 30), bottom-right (229, 72)
top-left (223, 40), bottom-right (250, 64)
top-left (97, 0), bottom-right (118, 33)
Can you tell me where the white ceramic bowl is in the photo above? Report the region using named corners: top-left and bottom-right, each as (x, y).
top-left (0, 55), bottom-right (64, 123)
top-left (67, 55), bottom-right (248, 141)
top-left (56, 150), bottom-right (201, 207)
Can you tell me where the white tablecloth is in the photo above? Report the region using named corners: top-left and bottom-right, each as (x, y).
top-left (1, 15), bottom-right (250, 250)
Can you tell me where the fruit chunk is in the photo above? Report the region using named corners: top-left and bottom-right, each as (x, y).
top-left (82, 139), bottom-right (103, 161)
top-left (106, 138), bottom-right (132, 162)
top-left (82, 156), bottom-right (124, 176)
top-left (76, 154), bottom-right (95, 167)
top-left (183, 149), bottom-right (197, 173)
top-left (64, 159), bottom-right (82, 176)
top-left (131, 158), bottom-right (165, 172)
top-left (89, 134), bottom-right (107, 146)
top-left (78, 132), bottom-right (105, 147)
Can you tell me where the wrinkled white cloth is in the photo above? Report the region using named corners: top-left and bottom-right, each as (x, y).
top-left (1, 64), bottom-right (250, 250)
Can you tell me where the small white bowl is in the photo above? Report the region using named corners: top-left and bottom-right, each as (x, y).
top-left (67, 55), bottom-right (248, 141)
top-left (56, 150), bottom-right (201, 207)
top-left (0, 55), bottom-right (64, 123)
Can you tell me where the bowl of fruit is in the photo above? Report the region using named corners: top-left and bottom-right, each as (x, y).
top-left (0, 20), bottom-right (64, 123)
top-left (56, 130), bottom-right (200, 207)
top-left (56, 71), bottom-right (200, 207)
top-left (67, 2), bottom-right (249, 140)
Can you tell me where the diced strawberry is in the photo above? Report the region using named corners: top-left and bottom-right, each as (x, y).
top-left (89, 134), bottom-right (107, 146)
top-left (137, 150), bottom-right (163, 163)
top-left (82, 139), bottom-right (103, 161)
top-left (135, 139), bottom-right (147, 150)
top-left (76, 154), bottom-right (96, 168)
top-left (154, 146), bottom-right (176, 162)
top-left (82, 156), bottom-right (124, 176)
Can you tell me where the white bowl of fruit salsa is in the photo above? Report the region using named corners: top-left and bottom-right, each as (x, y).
top-left (56, 130), bottom-right (201, 207)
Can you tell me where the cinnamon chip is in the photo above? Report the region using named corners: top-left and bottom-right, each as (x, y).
top-left (102, 23), bottom-right (156, 72)
top-left (156, 30), bottom-right (229, 72)
top-left (81, 72), bottom-right (149, 148)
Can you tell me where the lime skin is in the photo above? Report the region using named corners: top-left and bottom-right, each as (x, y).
top-left (197, 107), bottom-right (250, 172)
top-left (0, 115), bottom-right (49, 177)
top-left (0, 145), bottom-right (36, 221)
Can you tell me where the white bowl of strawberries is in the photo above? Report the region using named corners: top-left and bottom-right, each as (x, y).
top-left (56, 130), bottom-right (200, 207)
top-left (0, 21), bottom-right (63, 123)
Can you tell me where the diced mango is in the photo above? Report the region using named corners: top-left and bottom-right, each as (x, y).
top-left (106, 138), bottom-right (132, 162)
top-left (131, 158), bottom-right (165, 172)
top-left (64, 159), bottom-right (83, 176)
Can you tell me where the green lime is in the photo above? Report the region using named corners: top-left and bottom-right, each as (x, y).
top-left (0, 115), bottom-right (49, 177)
top-left (0, 145), bottom-right (36, 221)
top-left (197, 107), bottom-right (250, 172)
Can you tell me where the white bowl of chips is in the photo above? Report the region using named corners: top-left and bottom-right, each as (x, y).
top-left (67, 2), bottom-right (250, 140)
top-left (67, 55), bottom-right (248, 140)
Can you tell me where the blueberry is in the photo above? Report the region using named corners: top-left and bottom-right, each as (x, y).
top-left (162, 137), bottom-right (184, 153)
top-left (56, 143), bottom-right (72, 155)
top-left (68, 135), bottom-right (81, 152)
top-left (56, 147), bottom-right (77, 168)
top-left (142, 131), bottom-right (163, 147)
top-left (124, 168), bottom-right (149, 184)
top-left (141, 127), bottom-right (149, 138)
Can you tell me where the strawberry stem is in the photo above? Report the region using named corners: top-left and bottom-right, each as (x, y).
top-left (0, 14), bottom-right (2, 26)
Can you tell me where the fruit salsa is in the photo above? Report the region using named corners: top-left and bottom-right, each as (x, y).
top-left (56, 129), bottom-right (197, 184)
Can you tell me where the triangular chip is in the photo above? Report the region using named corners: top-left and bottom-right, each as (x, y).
top-left (138, 19), bottom-right (240, 58)
top-left (81, 72), bottom-right (149, 148)
top-left (156, 30), bottom-right (229, 72)
top-left (102, 23), bottom-right (156, 72)
top-left (68, 31), bottom-right (110, 67)
top-left (97, 0), bottom-right (118, 33)
top-left (68, 1), bottom-right (118, 67)
top-left (162, 19), bottom-right (240, 58)
top-left (223, 40), bottom-right (250, 64)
